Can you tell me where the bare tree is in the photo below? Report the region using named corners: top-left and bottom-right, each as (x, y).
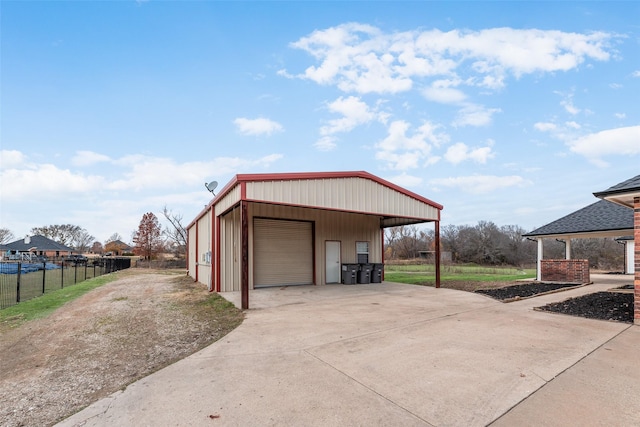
top-left (0, 228), bottom-right (15, 244)
top-left (162, 206), bottom-right (187, 258)
top-left (72, 230), bottom-right (95, 253)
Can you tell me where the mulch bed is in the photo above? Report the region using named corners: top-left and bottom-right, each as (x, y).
top-left (536, 292), bottom-right (633, 323)
top-left (475, 282), bottom-right (580, 301)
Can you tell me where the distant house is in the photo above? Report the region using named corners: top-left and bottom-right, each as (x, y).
top-left (104, 240), bottom-right (133, 256)
top-left (3, 235), bottom-right (75, 260)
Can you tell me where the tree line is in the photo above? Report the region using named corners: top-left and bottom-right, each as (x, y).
top-left (385, 222), bottom-right (626, 270)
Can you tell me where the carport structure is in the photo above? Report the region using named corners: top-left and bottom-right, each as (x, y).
top-left (594, 174), bottom-right (640, 324)
top-left (187, 171), bottom-right (443, 309)
top-left (524, 174), bottom-right (640, 324)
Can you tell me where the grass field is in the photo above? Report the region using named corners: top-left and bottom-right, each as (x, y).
top-left (384, 263), bottom-right (536, 286)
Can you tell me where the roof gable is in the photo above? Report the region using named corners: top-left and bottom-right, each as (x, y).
top-left (523, 200), bottom-right (633, 238)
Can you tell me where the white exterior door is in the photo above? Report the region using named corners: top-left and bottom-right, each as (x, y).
top-left (325, 241), bottom-right (341, 284)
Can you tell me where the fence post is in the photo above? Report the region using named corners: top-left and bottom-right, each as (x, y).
top-left (61, 261), bottom-right (64, 289)
top-left (16, 262), bottom-right (21, 303)
top-left (74, 262), bottom-right (78, 284)
top-left (42, 262), bottom-right (46, 295)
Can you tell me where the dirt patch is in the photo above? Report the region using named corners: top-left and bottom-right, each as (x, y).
top-left (0, 269), bottom-right (243, 427)
top-left (536, 292), bottom-right (633, 323)
top-left (475, 282), bottom-right (581, 301)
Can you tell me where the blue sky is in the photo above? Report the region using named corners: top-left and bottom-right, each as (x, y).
top-left (1, 1), bottom-right (639, 244)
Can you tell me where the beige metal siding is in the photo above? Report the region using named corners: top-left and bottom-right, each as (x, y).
top-left (188, 224), bottom-right (197, 280)
top-left (253, 218), bottom-right (313, 287)
top-left (196, 211), bottom-right (212, 287)
top-left (246, 177), bottom-right (438, 221)
top-left (219, 207), bottom-right (241, 292)
top-left (215, 185), bottom-right (241, 216)
top-left (250, 203), bottom-right (381, 285)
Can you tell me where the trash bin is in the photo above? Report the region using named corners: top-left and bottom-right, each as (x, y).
top-left (357, 263), bottom-right (372, 284)
top-left (371, 263), bottom-right (383, 283)
top-left (341, 264), bottom-right (359, 285)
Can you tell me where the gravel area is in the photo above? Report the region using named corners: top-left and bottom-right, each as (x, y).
top-left (0, 269), bottom-right (243, 427)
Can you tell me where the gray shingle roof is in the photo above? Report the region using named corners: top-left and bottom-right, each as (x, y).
top-left (593, 174), bottom-right (640, 197)
top-left (5, 235), bottom-right (74, 252)
top-left (523, 200), bottom-right (633, 237)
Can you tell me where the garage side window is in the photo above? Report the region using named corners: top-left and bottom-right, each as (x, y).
top-left (356, 241), bottom-right (369, 264)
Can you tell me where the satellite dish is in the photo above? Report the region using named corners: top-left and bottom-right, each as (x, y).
top-left (205, 180), bottom-right (218, 195)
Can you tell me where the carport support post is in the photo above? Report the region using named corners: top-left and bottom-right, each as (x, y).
top-left (435, 220), bottom-right (441, 288)
top-left (537, 238), bottom-right (543, 281)
top-left (241, 200), bottom-right (249, 310)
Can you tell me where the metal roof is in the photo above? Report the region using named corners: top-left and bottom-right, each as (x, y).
top-left (189, 171), bottom-right (443, 229)
top-left (4, 235), bottom-right (75, 252)
top-left (523, 200), bottom-right (633, 238)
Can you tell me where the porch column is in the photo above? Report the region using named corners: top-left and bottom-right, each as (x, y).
top-left (537, 238), bottom-right (543, 281)
top-left (634, 197), bottom-right (640, 324)
top-left (565, 237), bottom-right (571, 260)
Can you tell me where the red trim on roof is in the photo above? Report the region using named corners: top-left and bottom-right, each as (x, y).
top-left (187, 171), bottom-right (443, 229)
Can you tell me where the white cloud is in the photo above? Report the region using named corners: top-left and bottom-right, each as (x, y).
top-left (568, 125), bottom-right (640, 166)
top-left (72, 150), bottom-right (112, 167)
top-left (561, 97), bottom-right (580, 115)
top-left (452, 104), bottom-right (501, 127)
top-left (284, 24), bottom-right (616, 95)
top-left (0, 151), bottom-right (283, 200)
top-left (0, 163), bottom-right (106, 200)
top-left (375, 120), bottom-right (449, 170)
top-left (534, 122), bottom-right (557, 132)
top-left (0, 150), bottom-right (27, 168)
top-left (314, 136), bottom-right (337, 151)
top-left (444, 142), bottom-right (495, 165)
top-left (632, 70), bottom-right (640, 78)
top-left (422, 80), bottom-right (467, 104)
top-left (430, 175), bottom-right (528, 194)
top-left (320, 96), bottom-right (379, 135)
top-left (614, 112), bottom-right (626, 119)
top-left (234, 117), bottom-right (284, 136)
top-left (565, 121), bottom-right (581, 129)
top-left (609, 83), bottom-right (622, 89)
top-left (386, 172), bottom-right (423, 188)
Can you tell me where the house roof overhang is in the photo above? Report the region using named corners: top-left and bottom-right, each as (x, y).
top-left (593, 174), bottom-right (640, 209)
top-left (522, 200), bottom-right (634, 240)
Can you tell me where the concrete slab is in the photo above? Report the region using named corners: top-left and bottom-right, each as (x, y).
top-left (58, 277), bottom-right (637, 427)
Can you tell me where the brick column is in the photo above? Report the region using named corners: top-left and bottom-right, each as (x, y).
top-left (635, 197), bottom-right (640, 324)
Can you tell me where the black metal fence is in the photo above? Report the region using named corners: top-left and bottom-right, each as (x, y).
top-left (0, 258), bottom-right (131, 309)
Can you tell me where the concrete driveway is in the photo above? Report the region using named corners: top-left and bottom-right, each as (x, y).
top-left (58, 274), bottom-right (639, 426)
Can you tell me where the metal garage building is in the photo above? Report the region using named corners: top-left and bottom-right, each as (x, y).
top-left (187, 171), bottom-right (443, 308)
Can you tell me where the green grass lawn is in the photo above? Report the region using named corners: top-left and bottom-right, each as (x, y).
top-left (0, 273), bottom-right (118, 330)
top-left (384, 263), bottom-right (536, 286)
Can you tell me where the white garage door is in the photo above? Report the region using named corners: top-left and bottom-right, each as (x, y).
top-left (253, 218), bottom-right (313, 287)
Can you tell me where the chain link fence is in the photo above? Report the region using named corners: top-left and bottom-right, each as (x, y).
top-left (0, 258), bottom-right (131, 309)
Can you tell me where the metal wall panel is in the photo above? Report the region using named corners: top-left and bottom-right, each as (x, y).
top-left (250, 203), bottom-right (381, 286)
top-left (196, 211), bottom-right (212, 287)
top-left (219, 206), bottom-right (241, 292)
top-left (246, 177), bottom-right (438, 221)
top-left (188, 224), bottom-right (197, 280)
top-left (215, 184), bottom-right (241, 216)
